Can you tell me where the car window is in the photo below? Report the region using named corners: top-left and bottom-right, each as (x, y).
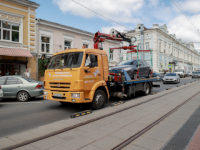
top-left (142, 60), bottom-right (148, 66)
top-left (22, 76), bottom-right (36, 82)
top-left (17, 79), bottom-right (23, 84)
top-left (0, 77), bottom-right (7, 85)
top-left (6, 77), bottom-right (18, 85)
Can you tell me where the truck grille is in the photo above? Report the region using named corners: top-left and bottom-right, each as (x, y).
top-left (49, 82), bottom-right (71, 90)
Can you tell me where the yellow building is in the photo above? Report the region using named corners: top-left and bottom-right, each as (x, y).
top-left (0, 0), bottom-right (39, 79)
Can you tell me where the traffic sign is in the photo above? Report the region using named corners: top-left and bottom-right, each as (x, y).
top-left (168, 64), bottom-right (172, 68)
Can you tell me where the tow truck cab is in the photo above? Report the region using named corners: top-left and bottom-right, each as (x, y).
top-left (43, 48), bottom-right (109, 106)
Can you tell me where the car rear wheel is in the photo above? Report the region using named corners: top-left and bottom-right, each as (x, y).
top-left (17, 91), bottom-right (29, 102)
top-left (92, 90), bottom-right (106, 110)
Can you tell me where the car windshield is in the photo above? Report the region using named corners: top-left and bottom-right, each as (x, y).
top-left (165, 73), bottom-right (176, 76)
top-left (175, 69), bottom-right (183, 72)
top-left (22, 76), bottom-right (37, 82)
top-left (117, 60), bottom-right (135, 66)
top-left (48, 52), bottom-right (83, 69)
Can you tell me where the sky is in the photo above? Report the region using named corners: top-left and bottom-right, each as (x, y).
top-left (34, 0), bottom-right (200, 50)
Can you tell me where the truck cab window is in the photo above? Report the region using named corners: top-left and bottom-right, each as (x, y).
top-left (85, 54), bottom-right (98, 67)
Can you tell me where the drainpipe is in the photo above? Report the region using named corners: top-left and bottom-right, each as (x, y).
top-left (140, 24), bottom-right (144, 60)
top-left (36, 19), bottom-right (39, 81)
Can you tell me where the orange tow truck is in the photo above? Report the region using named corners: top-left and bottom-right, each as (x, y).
top-left (43, 30), bottom-right (161, 109)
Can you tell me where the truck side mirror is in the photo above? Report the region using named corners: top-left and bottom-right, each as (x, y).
top-left (89, 54), bottom-right (96, 68)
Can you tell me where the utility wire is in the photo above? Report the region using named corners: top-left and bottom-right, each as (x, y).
top-left (71, 0), bottom-right (133, 30)
top-left (172, 0), bottom-right (200, 33)
top-left (173, 0), bottom-right (199, 30)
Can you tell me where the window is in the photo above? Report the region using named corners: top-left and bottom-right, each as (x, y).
top-left (159, 43), bottom-right (161, 52)
top-left (0, 21), bottom-right (19, 42)
top-left (6, 77), bottom-right (18, 85)
top-left (83, 44), bottom-right (88, 48)
top-left (41, 37), bottom-right (50, 53)
top-left (145, 42), bottom-right (149, 50)
top-left (64, 41), bottom-right (71, 50)
top-left (0, 77), bottom-right (6, 85)
top-left (48, 52), bottom-right (83, 69)
top-left (109, 48), bottom-right (114, 61)
top-left (137, 43), bottom-right (141, 50)
top-left (17, 79), bottom-right (23, 84)
top-left (85, 54), bottom-right (98, 67)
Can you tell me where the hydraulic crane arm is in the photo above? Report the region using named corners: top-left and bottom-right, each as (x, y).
top-left (93, 29), bottom-right (136, 50)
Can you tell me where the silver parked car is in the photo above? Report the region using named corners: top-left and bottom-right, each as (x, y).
top-left (0, 88), bottom-right (3, 101)
top-left (0, 76), bottom-right (43, 102)
top-left (192, 72), bottom-right (200, 78)
top-left (163, 73), bottom-right (180, 84)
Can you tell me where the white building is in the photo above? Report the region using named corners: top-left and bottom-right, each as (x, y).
top-left (120, 23), bottom-right (200, 72)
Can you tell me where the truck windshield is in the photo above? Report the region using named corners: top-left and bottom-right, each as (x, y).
top-left (48, 52), bottom-right (83, 69)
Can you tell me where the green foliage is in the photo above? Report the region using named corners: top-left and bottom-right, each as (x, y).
top-left (38, 58), bottom-right (50, 77)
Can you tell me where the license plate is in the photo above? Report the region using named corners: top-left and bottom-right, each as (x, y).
top-left (54, 94), bottom-right (62, 97)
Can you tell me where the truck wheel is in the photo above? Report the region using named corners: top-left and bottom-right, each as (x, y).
top-left (92, 90), bottom-right (106, 110)
top-left (143, 83), bottom-right (150, 96)
top-left (17, 91), bottom-right (29, 102)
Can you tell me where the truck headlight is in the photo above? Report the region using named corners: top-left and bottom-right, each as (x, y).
top-left (43, 91), bottom-right (48, 95)
top-left (71, 93), bottom-right (80, 98)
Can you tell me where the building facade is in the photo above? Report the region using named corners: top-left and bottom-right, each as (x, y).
top-left (122, 23), bottom-right (200, 73)
top-left (0, 0), bottom-right (39, 78)
top-left (34, 19), bottom-right (121, 79)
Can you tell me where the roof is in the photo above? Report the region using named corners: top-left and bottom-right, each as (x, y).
top-left (7, 0), bottom-right (40, 8)
top-left (53, 48), bottom-right (108, 56)
top-left (0, 47), bottom-right (33, 57)
top-left (37, 19), bottom-right (121, 44)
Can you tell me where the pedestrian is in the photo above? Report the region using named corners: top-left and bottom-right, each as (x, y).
top-left (23, 68), bottom-right (30, 77)
top-left (164, 70), bottom-right (166, 75)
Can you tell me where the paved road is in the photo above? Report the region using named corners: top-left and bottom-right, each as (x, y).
top-left (0, 77), bottom-right (197, 138)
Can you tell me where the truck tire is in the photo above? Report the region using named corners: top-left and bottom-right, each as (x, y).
top-left (92, 90), bottom-right (106, 110)
top-left (143, 83), bottom-right (150, 96)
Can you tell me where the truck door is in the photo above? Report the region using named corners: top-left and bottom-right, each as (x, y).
top-left (102, 55), bottom-right (109, 81)
top-left (83, 53), bottom-right (103, 91)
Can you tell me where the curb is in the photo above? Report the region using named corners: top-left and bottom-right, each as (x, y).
top-left (110, 101), bottom-right (125, 107)
top-left (150, 92), bottom-right (157, 95)
top-left (70, 110), bottom-right (92, 118)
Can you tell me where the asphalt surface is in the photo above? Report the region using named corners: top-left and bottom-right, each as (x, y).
top-left (0, 77), bottom-right (198, 138)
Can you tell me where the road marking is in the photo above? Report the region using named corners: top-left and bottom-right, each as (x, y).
top-left (0, 102), bottom-right (43, 105)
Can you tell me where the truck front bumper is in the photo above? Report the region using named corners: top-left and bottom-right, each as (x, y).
top-left (43, 90), bottom-right (89, 103)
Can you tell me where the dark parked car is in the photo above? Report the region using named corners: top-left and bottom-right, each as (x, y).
top-left (152, 72), bottom-right (164, 78)
top-left (109, 59), bottom-right (152, 79)
top-left (0, 76), bottom-right (44, 102)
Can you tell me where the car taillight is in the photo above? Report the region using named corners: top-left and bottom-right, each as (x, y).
top-left (0, 86), bottom-right (1, 89)
top-left (44, 81), bottom-right (45, 87)
top-left (35, 84), bottom-right (42, 89)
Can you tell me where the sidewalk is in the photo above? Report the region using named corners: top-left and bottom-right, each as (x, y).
top-left (1, 81), bottom-right (200, 150)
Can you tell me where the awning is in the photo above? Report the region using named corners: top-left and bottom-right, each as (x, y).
top-left (0, 48), bottom-right (33, 57)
